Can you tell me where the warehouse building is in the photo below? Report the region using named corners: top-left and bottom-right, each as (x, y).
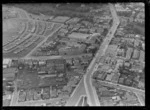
top-left (68, 32), bottom-right (91, 42)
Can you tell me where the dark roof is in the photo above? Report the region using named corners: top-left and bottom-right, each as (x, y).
top-left (3, 68), bottom-right (17, 74)
top-left (46, 59), bottom-right (65, 64)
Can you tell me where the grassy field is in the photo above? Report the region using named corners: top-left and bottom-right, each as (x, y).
top-left (3, 19), bottom-right (21, 45)
top-left (3, 19), bottom-right (28, 46)
top-left (6, 3), bottom-right (104, 18)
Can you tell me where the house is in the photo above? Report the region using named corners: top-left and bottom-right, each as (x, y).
top-left (118, 77), bottom-right (124, 84)
top-left (138, 81), bottom-right (145, 90)
top-left (132, 49), bottom-right (140, 59)
top-left (111, 73), bottom-right (120, 83)
top-left (126, 47), bottom-right (133, 60)
top-left (105, 45), bottom-right (118, 57)
top-left (100, 72), bottom-right (107, 80)
top-left (105, 73), bottom-right (114, 81)
top-left (134, 39), bottom-right (140, 47)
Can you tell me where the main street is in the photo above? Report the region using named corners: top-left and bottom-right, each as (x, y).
top-left (84, 3), bottom-right (120, 106)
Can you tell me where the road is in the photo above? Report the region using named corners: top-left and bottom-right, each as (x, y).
top-left (65, 78), bottom-right (87, 106)
top-left (84, 3), bottom-right (120, 106)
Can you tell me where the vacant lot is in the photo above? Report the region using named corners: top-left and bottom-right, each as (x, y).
top-left (17, 70), bottom-right (40, 89)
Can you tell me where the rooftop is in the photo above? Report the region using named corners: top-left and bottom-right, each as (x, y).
top-left (3, 68), bottom-right (17, 74)
top-left (68, 32), bottom-right (90, 40)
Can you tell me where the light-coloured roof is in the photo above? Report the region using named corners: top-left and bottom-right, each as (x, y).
top-left (68, 32), bottom-right (90, 40)
top-left (3, 59), bottom-right (11, 65)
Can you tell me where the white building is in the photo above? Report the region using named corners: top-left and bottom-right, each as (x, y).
top-left (3, 59), bottom-right (12, 68)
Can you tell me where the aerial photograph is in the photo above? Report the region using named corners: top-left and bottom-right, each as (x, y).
top-left (3, 3), bottom-right (145, 106)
